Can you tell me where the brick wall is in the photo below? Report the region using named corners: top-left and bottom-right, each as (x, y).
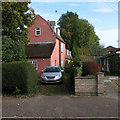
top-left (51, 39), bottom-right (60, 66)
top-left (28, 58), bottom-right (50, 78)
top-left (75, 72), bottom-right (104, 96)
top-left (28, 15), bottom-right (56, 43)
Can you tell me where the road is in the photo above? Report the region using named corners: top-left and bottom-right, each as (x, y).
top-left (2, 77), bottom-right (119, 118)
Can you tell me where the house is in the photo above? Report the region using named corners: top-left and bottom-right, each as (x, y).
top-left (26, 15), bottom-right (72, 77)
top-left (100, 46), bottom-right (120, 75)
top-left (105, 46), bottom-right (118, 54)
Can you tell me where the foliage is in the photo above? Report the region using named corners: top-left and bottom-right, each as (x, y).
top-left (82, 61), bottom-right (100, 76)
top-left (59, 66), bottom-right (64, 70)
top-left (58, 11), bottom-right (79, 51)
top-left (86, 75), bottom-right (95, 77)
top-left (64, 61), bottom-right (74, 74)
top-left (109, 55), bottom-right (119, 76)
top-left (90, 43), bottom-right (108, 56)
top-left (2, 61), bottom-right (37, 94)
top-left (58, 11), bottom-right (99, 59)
top-left (76, 61), bottom-right (83, 77)
top-left (2, 36), bottom-right (26, 62)
top-left (2, 2), bottom-right (36, 44)
top-left (13, 86), bottom-right (21, 95)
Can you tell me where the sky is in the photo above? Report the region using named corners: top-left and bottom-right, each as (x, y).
top-left (29, 1), bottom-right (119, 48)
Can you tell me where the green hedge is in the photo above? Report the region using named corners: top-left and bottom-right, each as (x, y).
top-left (2, 61), bottom-right (37, 93)
top-left (109, 55), bottom-right (119, 76)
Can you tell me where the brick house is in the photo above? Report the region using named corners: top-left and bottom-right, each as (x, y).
top-left (26, 15), bottom-right (72, 77)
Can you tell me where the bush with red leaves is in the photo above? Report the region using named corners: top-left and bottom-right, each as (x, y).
top-left (82, 61), bottom-right (100, 76)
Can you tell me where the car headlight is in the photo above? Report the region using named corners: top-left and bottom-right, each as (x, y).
top-left (41, 74), bottom-right (45, 79)
top-left (55, 75), bottom-right (61, 80)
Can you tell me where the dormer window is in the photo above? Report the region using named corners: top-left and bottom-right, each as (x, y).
top-left (35, 28), bottom-right (40, 36)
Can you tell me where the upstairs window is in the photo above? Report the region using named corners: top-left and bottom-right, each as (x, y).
top-left (61, 43), bottom-right (63, 52)
top-left (35, 28), bottom-right (40, 36)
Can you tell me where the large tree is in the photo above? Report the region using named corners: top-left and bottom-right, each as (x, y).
top-left (58, 11), bottom-right (100, 59)
top-left (58, 11), bottom-right (79, 50)
top-left (2, 2), bottom-right (36, 62)
top-left (2, 2), bottom-right (36, 44)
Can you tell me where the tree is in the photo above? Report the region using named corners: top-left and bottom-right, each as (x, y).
top-left (2, 36), bottom-right (26, 62)
top-left (58, 11), bottom-right (100, 59)
top-left (90, 43), bottom-right (108, 56)
top-left (58, 11), bottom-right (79, 50)
top-left (2, 2), bottom-right (36, 44)
top-left (2, 2), bottom-right (36, 62)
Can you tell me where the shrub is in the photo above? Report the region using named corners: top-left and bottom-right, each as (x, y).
top-left (2, 61), bottom-right (37, 94)
top-left (64, 62), bottom-right (75, 94)
top-left (76, 61), bottom-right (83, 77)
top-left (2, 36), bottom-right (26, 63)
top-left (109, 55), bottom-right (119, 76)
top-left (64, 61), bottom-right (74, 73)
top-left (82, 61), bottom-right (100, 76)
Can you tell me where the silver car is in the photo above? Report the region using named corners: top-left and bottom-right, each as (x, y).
top-left (41, 66), bottom-right (63, 84)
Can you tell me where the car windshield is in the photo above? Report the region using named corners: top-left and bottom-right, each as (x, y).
top-left (44, 67), bottom-right (61, 72)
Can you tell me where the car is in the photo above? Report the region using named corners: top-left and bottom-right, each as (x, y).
top-left (40, 66), bottom-right (63, 84)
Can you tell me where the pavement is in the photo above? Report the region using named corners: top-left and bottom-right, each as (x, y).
top-left (2, 76), bottom-right (119, 118)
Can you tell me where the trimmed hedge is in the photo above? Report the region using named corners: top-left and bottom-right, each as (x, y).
top-left (82, 61), bottom-right (100, 76)
top-left (2, 61), bottom-right (37, 93)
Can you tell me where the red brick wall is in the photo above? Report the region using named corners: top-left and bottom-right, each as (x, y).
top-left (28, 58), bottom-right (50, 78)
top-left (51, 39), bottom-right (60, 66)
top-left (51, 39), bottom-right (66, 67)
top-left (28, 15), bottom-right (56, 43)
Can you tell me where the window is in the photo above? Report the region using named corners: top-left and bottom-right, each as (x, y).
top-left (35, 28), bottom-right (40, 36)
top-left (55, 60), bottom-right (56, 66)
top-left (52, 60), bottom-right (54, 66)
top-left (67, 50), bottom-right (69, 56)
top-left (61, 60), bottom-right (63, 67)
top-left (28, 61), bottom-right (38, 70)
top-left (70, 51), bottom-right (71, 56)
top-left (61, 43), bottom-right (63, 52)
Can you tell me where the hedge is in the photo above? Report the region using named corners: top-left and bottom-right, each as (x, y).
top-left (109, 55), bottom-right (119, 76)
top-left (2, 61), bottom-right (37, 93)
top-left (82, 61), bottom-right (100, 76)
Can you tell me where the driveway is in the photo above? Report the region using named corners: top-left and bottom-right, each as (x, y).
top-left (2, 76), bottom-right (119, 118)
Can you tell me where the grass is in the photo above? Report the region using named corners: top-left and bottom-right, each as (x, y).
top-left (37, 73), bottom-right (74, 96)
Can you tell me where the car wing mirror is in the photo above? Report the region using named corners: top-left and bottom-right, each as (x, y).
top-left (61, 70), bottom-right (64, 72)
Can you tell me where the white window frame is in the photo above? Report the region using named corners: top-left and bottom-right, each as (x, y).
top-left (70, 51), bottom-right (71, 56)
top-left (52, 60), bottom-right (54, 66)
top-left (61, 43), bottom-right (63, 52)
top-left (61, 60), bottom-right (63, 67)
top-left (28, 60), bottom-right (38, 70)
top-left (35, 28), bottom-right (41, 36)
